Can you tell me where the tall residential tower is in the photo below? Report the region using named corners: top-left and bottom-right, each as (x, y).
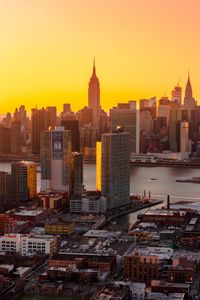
top-left (97, 127), bottom-right (130, 209)
top-left (40, 127), bottom-right (72, 193)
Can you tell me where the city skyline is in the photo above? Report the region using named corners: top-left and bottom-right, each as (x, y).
top-left (0, 66), bottom-right (198, 115)
top-left (1, 0), bottom-right (200, 113)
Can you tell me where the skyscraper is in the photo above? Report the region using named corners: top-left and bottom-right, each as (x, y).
top-left (6, 162), bottom-right (37, 203)
top-left (0, 126), bottom-right (11, 154)
top-left (77, 106), bottom-right (93, 127)
top-left (88, 58), bottom-right (100, 127)
top-left (171, 84), bottom-right (182, 106)
top-left (184, 74), bottom-right (196, 109)
top-left (96, 141), bottom-right (102, 192)
top-left (11, 120), bottom-right (21, 154)
top-left (71, 152), bottom-right (83, 196)
top-left (169, 109), bottom-right (182, 152)
top-left (47, 106), bottom-right (57, 128)
top-left (140, 110), bottom-right (153, 134)
top-left (110, 102), bottom-right (139, 153)
top-left (180, 121), bottom-right (189, 153)
top-left (40, 127), bottom-right (72, 193)
top-left (98, 127), bottom-right (130, 209)
top-left (31, 108), bottom-right (51, 155)
top-left (0, 172), bottom-right (7, 201)
top-left (61, 119), bottom-right (80, 152)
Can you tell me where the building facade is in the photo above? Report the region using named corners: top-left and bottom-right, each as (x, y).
top-left (88, 59), bottom-right (100, 128)
top-left (40, 127), bottom-right (72, 193)
top-left (71, 152), bottom-right (83, 196)
top-left (61, 119), bottom-right (80, 152)
top-left (0, 233), bottom-right (58, 256)
top-left (110, 103), bottom-right (139, 153)
top-left (6, 162), bottom-right (37, 202)
top-left (98, 128), bottom-right (130, 209)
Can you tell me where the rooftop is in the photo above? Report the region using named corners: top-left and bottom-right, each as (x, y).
top-left (84, 230), bottom-right (121, 239)
top-left (51, 252), bottom-right (116, 263)
top-left (11, 210), bottom-right (45, 217)
top-left (144, 209), bottom-right (186, 217)
top-left (125, 245), bottom-right (173, 260)
top-left (151, 280), bottom-right (190, 288)
top-left (96, 284), bottom-right (130, 299)
top-left (146, 293), bottom-right (185, 300)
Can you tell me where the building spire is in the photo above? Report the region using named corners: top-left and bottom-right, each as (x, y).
top-left (93, 56), bottom-right (96, 76)
top-left (185, 71), bottom-right (192, 99)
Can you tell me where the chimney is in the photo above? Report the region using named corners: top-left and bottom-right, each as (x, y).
top-left (167, 194), bottom-right (170, 210)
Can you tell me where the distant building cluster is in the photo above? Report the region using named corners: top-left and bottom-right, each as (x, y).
top-left (0, 62), bottom-right (199, 207)
top-left (1, 63), bottom-right (200, 164)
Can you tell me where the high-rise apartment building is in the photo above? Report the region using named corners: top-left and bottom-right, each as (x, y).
top-left (97, 128), bottom-right (130, 209)
top-left (71, 152), bottom-right (83, 196)
top-left (96, 142), bottom-right (102, 192)
top-left (6, 162), bottom-right (37, 203)
top-left (40, 127), bottom-right (72, 193)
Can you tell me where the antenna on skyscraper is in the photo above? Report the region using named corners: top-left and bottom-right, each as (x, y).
top-left (93, 56), bottom-right (96, 75)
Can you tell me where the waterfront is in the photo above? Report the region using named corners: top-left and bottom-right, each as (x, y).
top-left (1, 162), bottom-right (200, 231)
top-left (0, 162), bottom-right (200, 201)
top-left (104, 202), bottom-right (163, 231)
top-left (84, 164), bottom-right (200, 202)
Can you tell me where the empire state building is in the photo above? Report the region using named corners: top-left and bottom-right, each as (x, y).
top-left (88, 59), bottom-right (100, 127)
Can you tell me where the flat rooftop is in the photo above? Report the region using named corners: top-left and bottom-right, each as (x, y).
top-left (144, 209), bottom-right (186, 217)
top-left (51, 252), bottom-right (115, 263)
top-left (13, 210), bottom-right (45, 216)
top-left (173, 250), bottom-right (200, 262)
top-left (84, 230), bottom-right (121, 239)
top-left (146, 293), bottom-right (185, 300)
top-left (97, 284), bottom-right (130, 299)
top-left (125, 245), bottom-right (173, 260)
top-left (151, 280), bottom-right (189, 289)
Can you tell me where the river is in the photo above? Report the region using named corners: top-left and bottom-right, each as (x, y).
top-left (83, 164), bottom-right (200, 202)
top-left (1, 162), bottom-right (200, 202)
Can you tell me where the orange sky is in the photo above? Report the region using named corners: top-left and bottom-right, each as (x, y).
top-left (0, 0), bottom-right (200, 113)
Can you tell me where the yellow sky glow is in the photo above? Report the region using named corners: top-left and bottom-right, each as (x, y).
top-left (0, 0), bottom-right (200, 113)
